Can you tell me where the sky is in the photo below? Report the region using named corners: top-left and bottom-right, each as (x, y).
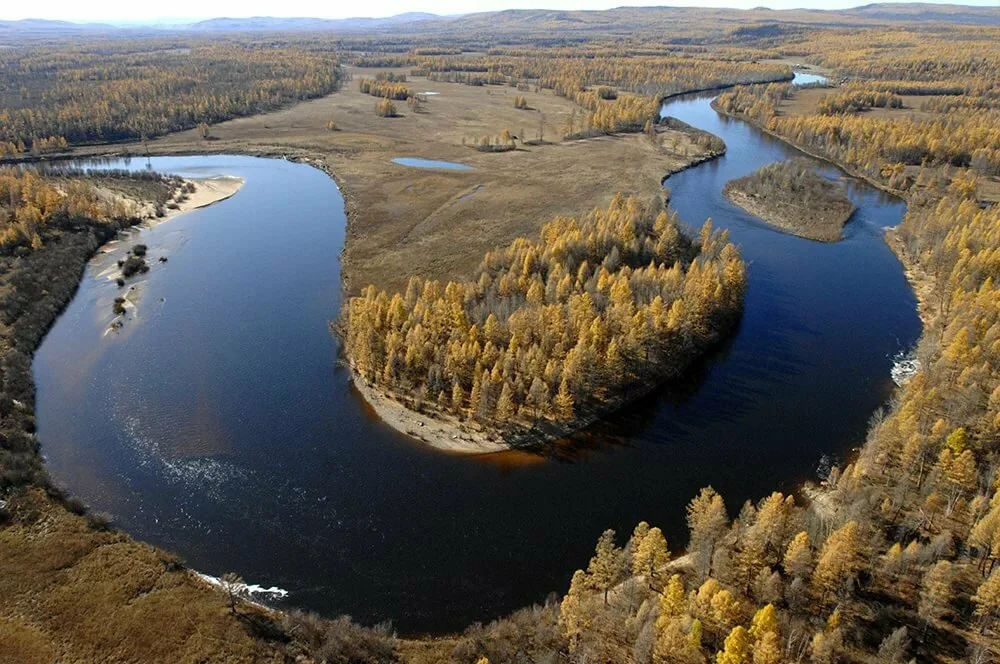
top-left (1, 0), bottom-right (995, 23)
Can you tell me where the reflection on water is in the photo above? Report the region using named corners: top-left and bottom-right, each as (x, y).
top-left (35, 87), bottom-right (919, 635)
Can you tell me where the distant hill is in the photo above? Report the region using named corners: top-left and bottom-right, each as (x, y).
top-left (0, 18), bottom-right (116, 35)
top-left (0, 3), bottom-right (996, 38)
top-left (840, 2), bottom-right (1000, 23)
top-left (185, 13), bottom-right (442, 32)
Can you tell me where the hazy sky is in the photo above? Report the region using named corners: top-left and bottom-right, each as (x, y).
top-left (2, 0), bottom-right (996, 23)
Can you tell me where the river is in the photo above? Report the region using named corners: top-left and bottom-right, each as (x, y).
top-left (33, 74), bottom-right (920, 634)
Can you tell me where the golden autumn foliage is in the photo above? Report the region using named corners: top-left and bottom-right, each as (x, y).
top-left (358, 78), bottom-right (412, 101)
top-left (717, 82), bottom-right (1000, 179)
top-left (0, 39), bottom-right (342, 150)
top-left (506, 25), bottom-right (1000, 664)
top-left (418, 53), bottom-right (790, 98)
top-left (344, 195), bottom-right (745, 438)
top-left (0, 168), bottom-right (140, 253)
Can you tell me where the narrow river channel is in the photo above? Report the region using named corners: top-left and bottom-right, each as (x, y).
top-left (34, 74), bottom-right (920, 634)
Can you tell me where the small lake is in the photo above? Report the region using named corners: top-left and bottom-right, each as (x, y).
top-left (35, 74), bottom-right (919, 634)
top-left (790, 71), bottom-right (829, 86)
top-left (392, 157), bottom-right (474, 171)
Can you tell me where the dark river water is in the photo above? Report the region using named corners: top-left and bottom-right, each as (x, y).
top-left (34, 75), bottom-right (921, 634)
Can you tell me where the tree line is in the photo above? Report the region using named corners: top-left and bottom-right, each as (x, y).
top-left (0, 39), bottom-right (343, 151)
top-left (0, 168), bottom-right (150, 253)
top-left (430, 23), bottom-right (1000, 664)
top-left (715, 82), bottom-right (1000, 178)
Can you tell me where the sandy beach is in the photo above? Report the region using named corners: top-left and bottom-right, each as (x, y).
top-left (98, 175), bottom-right (245, 332)
top-left (148, 175), bottom-right (245, 225)
top-left (351, 376), bottom-right (511, 454)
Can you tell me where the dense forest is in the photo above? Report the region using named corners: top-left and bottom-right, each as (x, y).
top-left (452, 23), bottom-right (1000, 664)
top-left (344, 195), bottom-right (746, 441)
top-left (0, 39), bottom-right (343, 151)
top-left (715, 28), bottom-right (1000, 183)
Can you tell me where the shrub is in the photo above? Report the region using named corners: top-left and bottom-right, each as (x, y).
top-left (281, 611), bottom-right (399, 664)
top-left (596, 85), bottom-right (618, 100)
top-left (375, 99), bottom-right (398, 117)
top-left (121, 256), bottom-right (148, 278)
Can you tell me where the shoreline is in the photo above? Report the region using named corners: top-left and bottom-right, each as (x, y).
top-left (345, 132), bottom-right (733, 454)
top-left (656, 71), bottom-right (795, 105)
top-left (351, 375), bottom-right (511, 454)
top-left (707, 102), bottom-right (932, 329)
top-left (157, 175), bottom-right (245, 224)
top-left (884, 228), bottom-right (936, 327)
top-left (98, 175), bottom-right (244, 330)
top-left (710, 101), bottom-right (909, 201)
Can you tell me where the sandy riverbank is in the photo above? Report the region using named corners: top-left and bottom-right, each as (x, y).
top-left (149, 175), bottom-right (244, 225)
top-left (99, 175), bottom-right (244, 331)
top-left (351, 375), bottom-right (510, 454)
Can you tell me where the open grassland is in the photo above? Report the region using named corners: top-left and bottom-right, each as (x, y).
top-left (69, 69), bottom-right (724, 294)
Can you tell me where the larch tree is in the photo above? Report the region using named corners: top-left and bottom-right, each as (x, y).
top-left (687, 486), bottom-right (729, 579)
top-left (812, 520), bottom-right (865, 602)
top-left (710, 589), bottom-right (742, 633)
top-left (587, 529), bottom-right (625, 604)
top-left (559, 569), bottom-right (589, 651)
top-left (783, 531), bottom-right (813, 579)
top-left (919, 560), bottom-right (954, 624)
top-left (973, 570), bottom-right (1000, 632)
top-left (876, 627), bottom-right (910, 663)
top-left (657, 574), bottom-right (688, 626)
top-left (752, 631), bottom-right (782, 664)
top-left (716, 625), bottom-right (752, 664)
top-left (633, 527), bottom-right (670, 587)
top-left (748, 604), bottom-right (778, 643)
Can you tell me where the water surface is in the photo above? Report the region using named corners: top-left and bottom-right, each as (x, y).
top-left (35, 81), bottom-right (919, 633)
top-left (392, 157), bottom-right (474, 171)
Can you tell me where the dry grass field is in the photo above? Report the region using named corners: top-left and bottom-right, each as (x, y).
top-left (0, 491), bottom-right (290, 664)
top-left (71, 69), bottom-right (721, 294)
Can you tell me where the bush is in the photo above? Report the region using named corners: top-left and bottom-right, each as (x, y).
top-left (596, 85), bottom-right (618, 100)
top-left (131, 244), bottom-right (147, 257)
top-left (121, 256), bottom-right (148, 278)
top-left (375, 99), bottom-right (398, 117)
top-left (281, 611), bottom-right (399, 664)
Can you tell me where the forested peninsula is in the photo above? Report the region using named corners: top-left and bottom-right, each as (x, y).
top-left (343, 195), bottom-right (746, 451)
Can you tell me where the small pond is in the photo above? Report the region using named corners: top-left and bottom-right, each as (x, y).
top-left (392, 157), bottom-right (474, 171)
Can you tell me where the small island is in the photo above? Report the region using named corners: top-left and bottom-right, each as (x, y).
top-left (723, 159), bottom-right (855, 242)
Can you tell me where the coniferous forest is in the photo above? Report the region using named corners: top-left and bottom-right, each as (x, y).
top-left (344, 195), bottom-right (745, 441)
